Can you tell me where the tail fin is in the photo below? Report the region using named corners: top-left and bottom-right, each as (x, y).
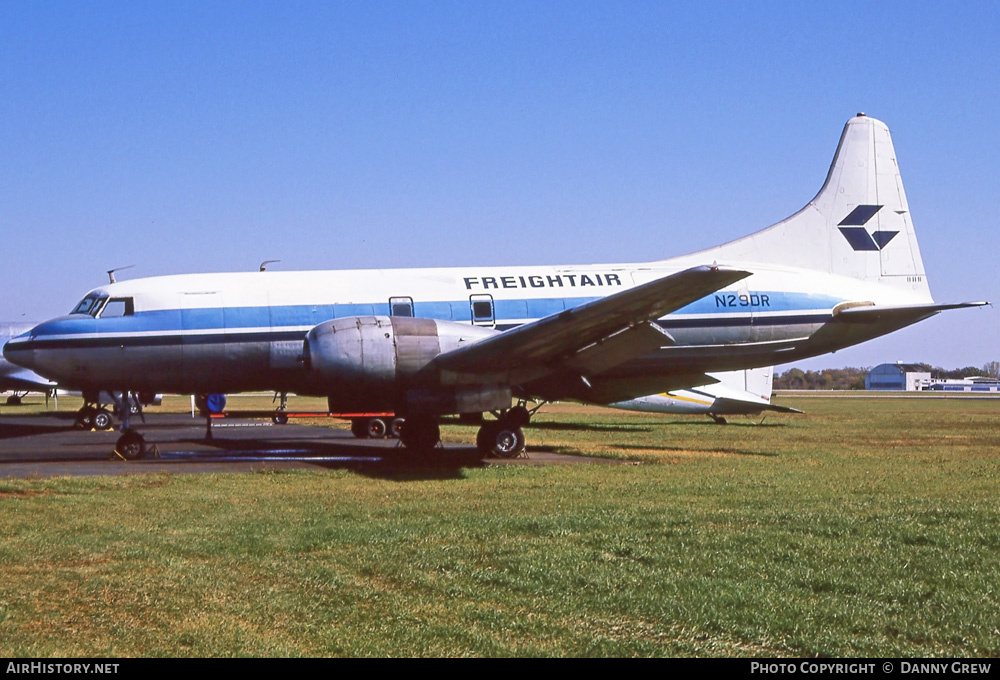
top-left (722, 365), bottom-right (774, 403)
top-left (693, 114), bottom-right (932, 300)
top-left (707, 367), bottom-right (804, 415)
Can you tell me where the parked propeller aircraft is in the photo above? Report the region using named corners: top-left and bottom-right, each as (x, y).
top-left (3, 323), bottom-right (160, 425)
top-left (1, 323), bottom-right (55, 404)
top-left (609, 366), bottom-right (801, 424)
top-left (3, 114), bottom-right (986, 459)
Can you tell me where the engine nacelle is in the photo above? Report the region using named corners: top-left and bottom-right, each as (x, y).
top-left (305, 316), bottom-right (509, 414)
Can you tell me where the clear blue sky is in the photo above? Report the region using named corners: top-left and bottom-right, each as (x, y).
top-left (2, 1), bottom-right (997, 371)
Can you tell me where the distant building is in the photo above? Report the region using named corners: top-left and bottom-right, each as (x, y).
top-left (866, 364), bottom-right (1000, 392)
top-left (865, 363), bottom-right (931, 391)
top-left (922, 377), bottom-right (1000, 393)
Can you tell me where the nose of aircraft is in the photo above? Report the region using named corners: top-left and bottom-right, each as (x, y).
top-left (3, 327), bottom-right (37, 371)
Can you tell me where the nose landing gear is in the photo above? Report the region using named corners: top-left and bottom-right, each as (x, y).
top-left (108, 392), bottom-right (149, 460)
top-left (114, 429), bottom-right (148, 461)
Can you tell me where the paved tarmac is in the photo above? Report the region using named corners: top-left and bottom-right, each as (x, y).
top-left (0, 410), bottom-right (610, 478)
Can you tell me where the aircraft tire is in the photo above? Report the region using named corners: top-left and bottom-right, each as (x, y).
top-left (115, 430), bottom-right (147, 461)
top-left (6, 395), bottom-right (22, 406)
top-left (75, 406), bottom-right (97, 430)
top-left (366, 417), bottom-right (388, 439)
top-left (390, 417), bottom-right (405, 438)
top-left (478, 422), bottom-right (525, 458)
top-left (272, 411), bottom-right (289, 425)
top-left (93, 409), bottom-right (115, 431)
top-left (399, 418), bottom-right (440, 451)
top-left (350, 418), bottom-right (369, 438)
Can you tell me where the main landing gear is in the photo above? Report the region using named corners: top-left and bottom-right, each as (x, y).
top-left (398, 417), bottom-right (441, 451)
top-left (74, 403), bottom-right (115, 430)
top-left (66, 391), bottom-right (153, 460)
top-left (475, 404), bottom-right (530, 459)
top-left (75, 391), bottom-right (151, 431)
top-left (391, 403), bottom-right (535, 458)
top-left (5, 391), bottom-right (27, 406)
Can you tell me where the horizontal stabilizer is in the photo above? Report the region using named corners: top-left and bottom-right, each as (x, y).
top-left (834, 301), bottom-right (989, 325)
top-left (711, 397), bottom-right (803, 416)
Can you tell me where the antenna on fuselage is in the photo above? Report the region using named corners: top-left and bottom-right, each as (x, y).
top-left (259, 260), bottom-right (281, 271)
top-left (107, 265), bottom-right (135, 284)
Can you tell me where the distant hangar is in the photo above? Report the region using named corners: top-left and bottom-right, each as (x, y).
top-left (865, 364), bottom-right (930, 391)
top-left (866, 363), bottom-right (1000, 392)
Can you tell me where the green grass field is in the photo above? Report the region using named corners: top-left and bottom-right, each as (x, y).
top-left (1, 396), bottom-right (998, 657)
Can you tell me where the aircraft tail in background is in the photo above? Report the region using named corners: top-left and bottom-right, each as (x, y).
top-left (608, 366), bottom-right (801, 422)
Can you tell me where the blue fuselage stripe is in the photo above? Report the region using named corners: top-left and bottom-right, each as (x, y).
top-left (20, 291), bottom-right (840, 350)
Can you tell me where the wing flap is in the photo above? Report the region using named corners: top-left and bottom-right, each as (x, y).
top-left (562, 321), bottom-right (674, 376)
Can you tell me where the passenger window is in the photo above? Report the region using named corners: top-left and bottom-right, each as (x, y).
top-left (100, 298), bottom-right (134, 318)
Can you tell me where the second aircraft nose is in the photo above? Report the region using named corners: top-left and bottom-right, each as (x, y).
top-left (2, 331), bottom-right (35, 371)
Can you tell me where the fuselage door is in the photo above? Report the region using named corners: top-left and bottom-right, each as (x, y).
top-left (470, 294), bottom-right (495, 327)
top-left (389, 296), bottom-right (414, 317)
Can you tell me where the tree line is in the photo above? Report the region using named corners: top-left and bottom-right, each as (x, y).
top-left (774, 361), bottom-right (1000, 390)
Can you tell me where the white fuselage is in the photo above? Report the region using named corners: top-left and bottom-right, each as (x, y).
top-left (2, 256), bottom-right (930, 398)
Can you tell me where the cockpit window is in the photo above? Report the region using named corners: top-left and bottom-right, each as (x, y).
top-left (99, 298), bottom-right (134, 318)
top-left (71, 294), bottom-right (107, 316)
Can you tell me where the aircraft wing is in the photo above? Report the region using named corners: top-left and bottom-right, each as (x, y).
top-left (0, 368), bottom-right (57, 392)
top-left (431, 265), bottom-right (751, 382)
